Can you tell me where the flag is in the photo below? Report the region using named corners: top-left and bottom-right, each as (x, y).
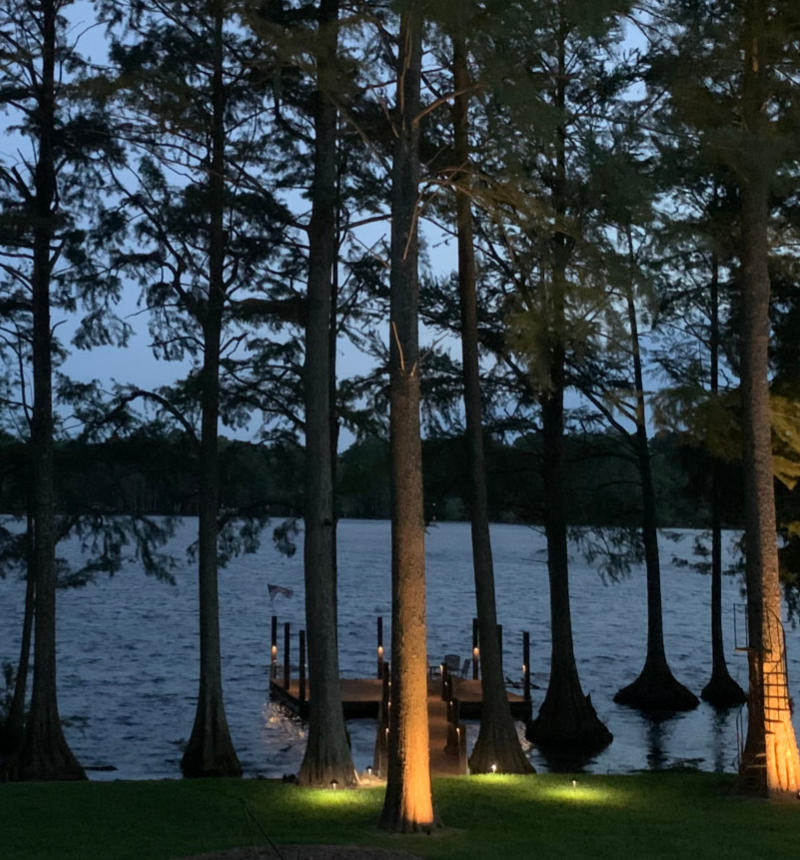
top-left (268, 583), bottom-right (293, 601)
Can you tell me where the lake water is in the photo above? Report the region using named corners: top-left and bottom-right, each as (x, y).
top-left (1, 518), bottom-right (797, 780)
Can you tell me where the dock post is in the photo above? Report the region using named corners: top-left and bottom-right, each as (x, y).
top-left (445, 697), bottom-right (466, 772)
top-left (283, 621), bottom-right (291, 690)
top-left (522, 630), bottom-right (531, 702)
top-left (472, 617), bottom-right (479, 680)
top-left (299, 629), bottom-right (306, 703)
top-left (270, 615), bottom-right (278, 678)
top-left (374, 661), bottom-right (390, 776)
top-left (497, 623), bottom-right (503, 674)
top-left (377, 616), bottom-right (384, 679)
top-left (441, 663), bottom-right (452, 701)
top-left (445, 697), bottom-right (459, 755)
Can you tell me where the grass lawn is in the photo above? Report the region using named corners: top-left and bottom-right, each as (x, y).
top-left (1, 771), bottom-right (798, 859)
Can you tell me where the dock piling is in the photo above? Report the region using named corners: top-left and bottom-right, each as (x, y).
top-left (497, 623), bottom-right (503, 673)
top-left (377, 616), bottom-right (384, 679)
top-left (270, 615), bottom-right (278, 678)
top-left (299, 629), bottom-right (306, 703)
top-left (522, 630), bottom-right (531, 702)
top-left (374, 661), bottom-right (390, 776)
top-left (441, 663), bottom-right (452, 701)
top-left (472, 617), bottom-right (479, 679)
top-left (283, 621), bottom-right (291, 690)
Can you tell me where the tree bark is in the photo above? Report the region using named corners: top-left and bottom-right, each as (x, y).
top-left (181, 0), bottom-right (241, 778)
top-left (3, 516), bottom-right (35, 754)
top-left (702, 252), bottom-right (746, 707)
top-left (379, 1), bottom-right (434, 832)
top-left (451, 34), bottom-right (532, 776)
top-left (735, 0), bottom-right (800, 794)
top-left (297, 0), bottom-right (357, 788)
top-left (526, 360), bottom-right (613, 753)
top-left (614, 230), bottom-right (698, 712)
top-left (526, 15), bottom-right (611, 754)
top-left (14, 0), bottom-right (85, 782)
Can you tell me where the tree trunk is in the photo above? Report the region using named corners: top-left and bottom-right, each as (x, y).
top-left (527, 371), bottom-right (613, 753)
top-left (379, 2), bottom-right (434, 832)
top-left (614, 231), bottom-right (698, 712)
top-left (3, 516), bottom-right (35, 754)
top-left (526, 235), bottom-right (611, 753)
top-left (181, 0), bottom-right (241, 778)
top-left (297, 0), bottom-right (357, 788)
top-left (526, 18), bottom-right (611, 754)
top-left (451, 34), bottom-right (532, 776)
top-left (14, 0), bottom-right (85, 782)
top-left (735, 1), bottom-right (800, 793)
top-left (702, 252), bottom-right (746, 707)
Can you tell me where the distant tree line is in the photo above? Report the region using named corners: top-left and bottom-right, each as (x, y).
top-left (0, 430), bottom-right (745, 527)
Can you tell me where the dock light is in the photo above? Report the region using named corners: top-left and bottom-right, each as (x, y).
top-left (377, 645), bottom-right (384, 656)
top-left (491, 763), bottom-right (497, 774)
top-left (271, 645), bottom-right (278, 656)
top-left (522, 663), bottom-right (527, 673)
top-left (330, 779), bottom-right (338, 789)
top-left (572, 779), bottom-right (577, 789)
top-left (473, 646), bottom-right (479, 657)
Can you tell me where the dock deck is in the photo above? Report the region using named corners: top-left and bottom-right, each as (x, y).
top-left (269, 675), bottom-right (532, 721)
top-left (269, 676), bottom-right (531, 777)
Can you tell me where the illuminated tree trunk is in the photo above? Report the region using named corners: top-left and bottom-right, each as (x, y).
top-left (181, 0), bottom-right (241, 778)
top-left (451, 35), bottom-right (532, 776)
top-left (379, 1), bottom-right (434, 832)
top-left (298, 0), bottom-right (357, 788)
top-left (736, 1), bottom-right (800, 793)
top-left (15, 0), bottom-right (85, 781)
top-left (736, 177), bottom-right (800, 795)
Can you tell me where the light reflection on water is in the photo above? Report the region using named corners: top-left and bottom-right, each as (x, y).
top-left (1, 518), bottom-right (797, 780)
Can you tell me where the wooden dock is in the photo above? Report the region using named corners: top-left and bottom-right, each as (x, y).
top-left (269, 675), bottom-right (531, 777)
top-left (267, 615), bottom-right (533, 775)
top-left (269, 675), bottom-right (531, 722)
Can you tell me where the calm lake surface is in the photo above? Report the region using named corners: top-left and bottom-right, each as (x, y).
top-left (1, 518), bottom-right (798, 780)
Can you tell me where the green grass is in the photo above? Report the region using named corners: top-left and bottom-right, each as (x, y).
top-left (1, 772), bottom-right (799, 859)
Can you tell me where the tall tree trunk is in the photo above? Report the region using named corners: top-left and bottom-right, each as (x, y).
top-left (451, 34), bottom-right (532, 776)
top-left (736, 0), bottom-right (800, 795)
top-left (3, 516), bottom-right (35, 754)
top-left (527, 14), bottom-right (610, 753)
top-left (614, 228), bottom-right (698, 712)
top-left (527, 341), bottom-right (612, 752)
top-left (14, 0), bottom-right (85, 781)
top-left (702, 251), bottom-right (746, 707)
top-left (379, 1), bottom-right (433, 832)
top-left (181, 0), bottom-right (241, 778)
top-left (298, 0), bottom-right (356, 788)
